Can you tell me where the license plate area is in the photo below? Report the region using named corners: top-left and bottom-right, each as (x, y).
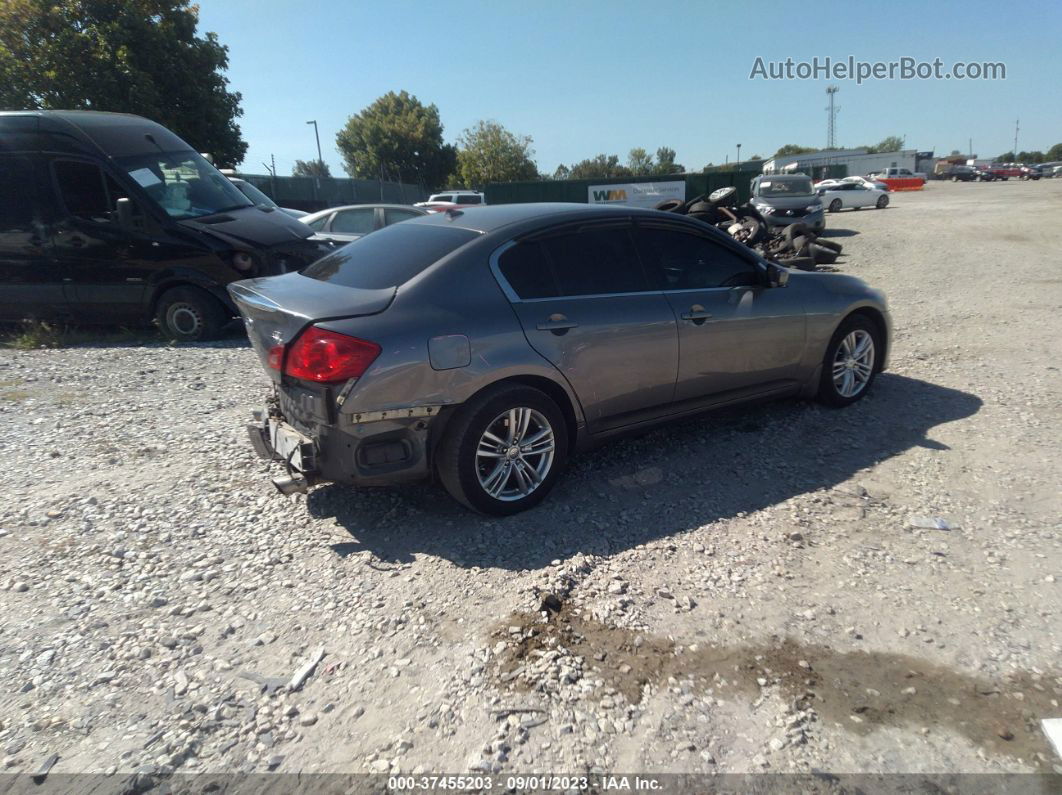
top-left (268, 420), bottom-right (317, 473)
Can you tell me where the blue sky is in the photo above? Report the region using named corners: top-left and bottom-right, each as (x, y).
top-left (196, 0), bottom-right (1062, 177)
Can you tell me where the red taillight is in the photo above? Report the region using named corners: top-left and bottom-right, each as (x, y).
top-left (282, 326), bottom-right (381, 383)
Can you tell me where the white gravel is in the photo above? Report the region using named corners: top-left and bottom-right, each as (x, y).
top-left (0, 180), bottom-right (1059, 779)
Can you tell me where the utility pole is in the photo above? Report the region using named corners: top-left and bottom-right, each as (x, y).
top-left (736, 143), bottom-right (742, 169)
top-left (826, 86), bottom-right (840, 150)
top-left (1013, 119), bottom-right (1019, 160)
top-left (261, 155), bottom-right (277, 198)
top-left (306, 120), bottom-right (323, 166)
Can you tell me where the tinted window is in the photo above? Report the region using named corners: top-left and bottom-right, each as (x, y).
top-left (302, 224), bottom-right (477, 289)
top-left (331, 208), bottom-right (375, 234)
top-left (457, 194), bottom-right (482, 205)
top-left (0, 157), bottom-right (35, 231)
top-left (540, 226), bottom-right (647, 296)
top-left (635, 227), bottom-right (758, 290)
top-left (384, 208), bottom-right (422, 226)
top-left (53, 160), bottom-right (111, 220)
top-left (498, 241), bottom-right (559, 299)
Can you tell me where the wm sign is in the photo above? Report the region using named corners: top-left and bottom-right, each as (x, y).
top-left (591, 189), bottom-right (628, 202)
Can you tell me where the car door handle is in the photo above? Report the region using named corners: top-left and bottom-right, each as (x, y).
top-left (681, 305), bottom-right (713, 324)
top-left (536, 314), bottom-right (578, 334)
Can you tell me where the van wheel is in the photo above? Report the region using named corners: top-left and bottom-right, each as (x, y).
top-left (155, 287), bottom-right (228, 342)
top-left (438, 384), bottom-right (569, 515)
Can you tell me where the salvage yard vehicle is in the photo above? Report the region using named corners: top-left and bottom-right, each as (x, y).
top-left (232, 203), bottom-right (891, 515)
top-left (299, 204), bottom-right (427, 243)
top-left (748, 175), bottom-right (826, 232)
top-left (0, 111), bottom-right (330, 340)
top-left (816, 181), bottom-right (889, 211)
top-left (225, 175), bottom-right (308, 219)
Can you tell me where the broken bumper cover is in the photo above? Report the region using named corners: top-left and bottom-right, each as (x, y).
top-left (247, 406), bottom-right (441, 494)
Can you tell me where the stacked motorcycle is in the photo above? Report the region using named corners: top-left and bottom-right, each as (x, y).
top-left (654, 187), bottom-right (841, 271)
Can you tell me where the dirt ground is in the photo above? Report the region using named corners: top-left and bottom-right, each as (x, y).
top-left (0, 179), bottom-right (1059, 783)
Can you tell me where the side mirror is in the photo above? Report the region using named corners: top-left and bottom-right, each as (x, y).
top-left (766, 262), bottom-right (789, 288)
top-left (115, 197), bottom-right (134, 229)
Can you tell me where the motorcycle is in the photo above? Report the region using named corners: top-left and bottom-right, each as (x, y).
top-left (654, 186), bottom-right (841, 271)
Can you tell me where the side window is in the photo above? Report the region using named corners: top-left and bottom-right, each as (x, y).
top-left (497, 241), bottom-right (559, 299)
top-left (457, 194), bottom-right (482, 205)
top-left (541, 226), bottom-right (648, 296)
top-left (0, 157), bottom-right (36, 232)
top-left (331, 208), bottom-right (375, 234)
top-left (384, 208), bottom-right (421, 226)
top-left (53, 160), bottom-right (112, 221)
top-left (306, 214), bottom-right (330, 231)
top-left (635, 227), bottom-right (758, 290)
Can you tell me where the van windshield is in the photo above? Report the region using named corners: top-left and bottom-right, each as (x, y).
top-left (756, 177), bottom-right (814, 198)
top-left (115, 150), bottom-right (253, 220)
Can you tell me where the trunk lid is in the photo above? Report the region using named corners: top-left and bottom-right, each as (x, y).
top-left (228, 272), bottom-right (395, 378)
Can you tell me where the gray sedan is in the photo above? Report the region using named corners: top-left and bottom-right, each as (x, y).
top-left (300, 203), bottom-right (427, 243)
top-left (231, 203), bottom-right (891, 515)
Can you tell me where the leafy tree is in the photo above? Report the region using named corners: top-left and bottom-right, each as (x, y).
top-left (653, 146), bottom-right (684, 175)
top-left (997, 151), bottom-right (1016, 162)
top-left (865, 136), bottom-right (904, 154)
top-left (628, 147), bottom-right (654, 176)
top-left (565, 154), bottom-right (631, 180)
top-left (453, 120), bottom-right (537, 187)
top-left (1046, 143), bottom-right (1062, 161)
top-left (774, 144), bottom-right (818, 157)
top-left (551, 164), bottom-right (571, 181)
top-left (0, 0), bottom-right (247, 166)
top-left (335, 90), bottom-right (456, 188)
top-left (1016, 150), bottom-right (1044, 163)
top-left (292, 159), bottom-right (331, 177)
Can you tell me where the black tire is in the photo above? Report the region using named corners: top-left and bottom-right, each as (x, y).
top-left (155, 286), bottom-right (228, 342)
top-left (810, 244), bottom-right (838, 265)
top-left (816, 238), bottom-right (843, 253)
top-left (654, 199), bottom-right (685, 213)
top-left (817, 315), bottom-right (881, 407)
top-left (828, 199), bottom-right (842, 213)
top-left (876, 195), bottom-right (889, 209)
top-left (785, 256), bottom-right (817, 271)
top-left (437, 384), bottom-right (569, 515)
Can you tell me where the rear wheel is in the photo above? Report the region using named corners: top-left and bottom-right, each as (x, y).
top-left (876, 195), bottom-right (889, 209)
top-left (817, 316), bottom-right (880, 407)
top-left (437, 384), bottom-right (569, 515)
top-left (155, 286), bottom-right (228, 342)
top-left (827, 199), bottom-right (842, 212)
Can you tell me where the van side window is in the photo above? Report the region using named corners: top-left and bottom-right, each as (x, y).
top-left (52, 160), bottom-right (112, 222)
top-left (0, 157), bottom-right (36, 231)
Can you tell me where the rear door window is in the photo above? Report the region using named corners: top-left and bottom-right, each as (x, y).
top-left (457, 194), bottom-right (482, 204)
top-left (497, 241), bottom-right (559, 299)
top-left (331, 207), bottom-right (376, 234)
top-left (384, 208), bottom-right (422, 226)
top-left (539, 226), bottom-right (648, 296)
top-left (0, 156), bottom-right (36, 231)
top-left (302, 223), bottom-right (477, 289)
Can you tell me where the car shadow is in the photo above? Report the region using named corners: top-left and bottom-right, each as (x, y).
top-left (307, 374), bottom-right (981, 571)
top-left (819, 228), bottom-right (860, 238)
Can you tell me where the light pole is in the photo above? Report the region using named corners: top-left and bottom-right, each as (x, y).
top-left (306, 120), bottom-right (323, 167)
top-left (736, 143), bottom-right (742, 168)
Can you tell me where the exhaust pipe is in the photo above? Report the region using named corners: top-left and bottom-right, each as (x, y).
top-left (272, 474), bottom-right (311, 496)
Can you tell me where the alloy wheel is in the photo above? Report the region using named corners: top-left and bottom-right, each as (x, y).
top-left (832, 330), bottom-right (875, 398)
top-left (475, 407), bottom-right (555, 502)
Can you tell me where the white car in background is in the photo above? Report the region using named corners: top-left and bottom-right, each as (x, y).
top-left (815, 176), bottom-right (889, 192)
top-left (815, 180), bottom-right (890, 212)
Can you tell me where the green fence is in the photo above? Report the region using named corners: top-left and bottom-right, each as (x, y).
top-left (237, 174), bottom-right (425, 212)
top-left (485, 170), bottom-right (765, 207)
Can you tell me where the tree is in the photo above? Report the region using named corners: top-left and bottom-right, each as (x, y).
top-left (774, 144), bottom-right (818, 157)
top-left (551, 164), bottom-right (571, 181)
top-left (0, 0), bottom-right (246, 166)
top-left (997, 151), bottom-right (1016, 162)
top-left (653, 146), bottom-right (684, 175)
top-left (1017, 150), bottom-right (1044, 163)
top-left (865, 136), bottom-right (904, 154)
top-left (292, 159), bottom-right (331, 177)
top-left (1046, 143), bottom-right (1062, 161)
top-left (452, 120), bottom-right (537, 187)
top-left (335, 91), bottom-right (456, 189)
top-left (628, 147), bottom-right (654, 176)
top-left (565, 154), bottom-right (631, 180)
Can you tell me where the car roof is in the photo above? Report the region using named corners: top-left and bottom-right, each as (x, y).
top-left (301, 204), bottom-right (426, 222)
top-left (400, 202), bottom-right (670, 234)
top-left (0, 110), bottom-right (190, 155)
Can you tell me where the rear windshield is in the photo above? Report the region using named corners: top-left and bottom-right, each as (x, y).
top-left (756, 177), bottom-right (813, 197)
top-left (301, 223), bottom-right (477, 289)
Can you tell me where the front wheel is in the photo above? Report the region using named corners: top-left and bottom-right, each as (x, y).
top-left (876, 195), bottom-right (889, 209)
top-left (828, 199), bottom-right (842, 213)
top-left (817, 316), bottom-right (880, 407)
top-left (437, 384), bottom-right (569, 515)
top-left (155, 286), bottom-right (228, 342)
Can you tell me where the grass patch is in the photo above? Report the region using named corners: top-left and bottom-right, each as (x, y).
top-left (0, 320), bottom-right (157, 350)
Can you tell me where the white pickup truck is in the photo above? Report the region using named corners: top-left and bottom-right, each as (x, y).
top-left (869, 167), bottom-right (927, 182)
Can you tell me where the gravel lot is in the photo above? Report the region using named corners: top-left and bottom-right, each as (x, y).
top-left (0, 180), bottom-right (1059, 782)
